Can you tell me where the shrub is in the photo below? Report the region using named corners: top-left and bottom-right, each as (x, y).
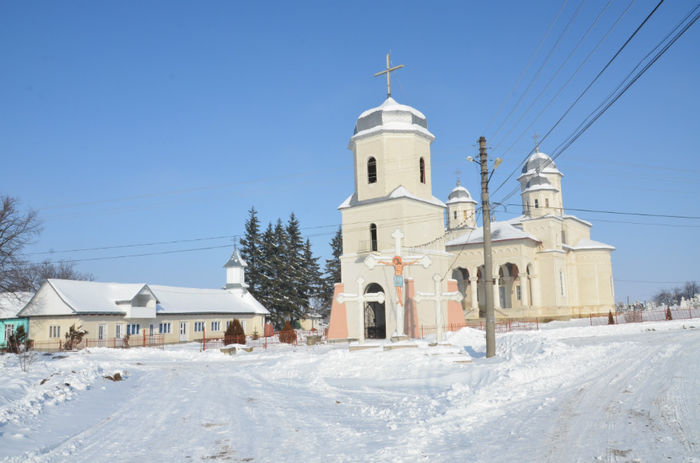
top-left (64, 324), bottom-right (88, 350)
top-left (251, 328), bottom-right (259, 340)
top-left (666, 307), bottom-right (673, 321)
top-left (122, 334), bottom-right (130, 349)
top-left (279, 321), bottom-right (297, 344)
top-left (607, 311), bottom-right (615, 325)
top-left (7, 326), bottom-right (31, 354)
top-left (224, 319), bottom-right (246, 345)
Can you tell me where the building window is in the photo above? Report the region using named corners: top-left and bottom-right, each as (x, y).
top-left (545, 198), bottom-right (549, 208)
top-left (49, 325), bottom-right (60, 338)
top-left (419, 157), bottom-right (425, 183)
top-left (367, 157), bottom-right (377, 184)
top-left (115, 324), bottom-right (123, 339)
top-left (453, 211), bottom-right (457, 220)
top-left (516, 285), bottom-right (521, 300)
top-left (127, 324), bottom-right (140, 336)
top-left (5, 325), bottom-right (14, 340)
top-left (464, 211), bottom-right (468, 220)
top-left (561, 230), bottom-right (567, 245)
top-left (159, 322), bottom-right (171, 334)
top-left (149, 324), bottom-right (154, 335)
top-left (560, 271), bottom-right (565, 296)
top-left (370, 223), bottom-right (378, 252)
top-left (534, 199), bottom-right (539, 209)
top-left (211, 321), bottom-right (221, 331)
top-left (194, 322), bottom-right (205, 332)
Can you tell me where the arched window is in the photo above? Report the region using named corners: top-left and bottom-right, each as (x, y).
top-left (370, 223), bottom-right (377, 251)
top-left (534, 199), bottom-right (539, 209)
top-left (419, 157), bottom-right (426, 184)
top-left (367, 157), bottom-right (377, 184)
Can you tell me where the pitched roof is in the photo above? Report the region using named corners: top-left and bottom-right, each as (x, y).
top-left (338, 185), bottom-right (445, 210)
top-left (0, 292), bottom-right (33, 319)
top-left (19, 279), bottom-right (268, 317)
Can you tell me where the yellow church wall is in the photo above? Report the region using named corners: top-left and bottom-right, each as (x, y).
top-left (353, 133), bottom-right (433, 202)
top-left (562, 218), bottom-right (591, 246)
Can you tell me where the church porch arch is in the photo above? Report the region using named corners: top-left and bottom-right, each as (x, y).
top-left (364, 283), bottom-right (386, 339)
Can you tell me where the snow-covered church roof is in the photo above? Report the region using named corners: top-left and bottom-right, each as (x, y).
top-left (518, 150), bottom-right (562, 179)
top-left (446, 181), bottom-right (477, 205)
top-left (446, 221), bottom-right (540, 247)
top-left (349, 97), bottom-right (435, 147)
top-left (521, 173), bottom-right (559, 194)
top-left (339, 185), bottom-right (446, 210)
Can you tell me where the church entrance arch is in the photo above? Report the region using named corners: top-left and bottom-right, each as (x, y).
top-left (499, 263), bottom-right (519, 308)
top-left (364, 283), bottom-right (386, 339)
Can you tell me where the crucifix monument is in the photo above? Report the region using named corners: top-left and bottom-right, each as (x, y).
top-left (414, 274), bottom-right (464, 342)
top-left (364, 229), bottom-right (431, 338)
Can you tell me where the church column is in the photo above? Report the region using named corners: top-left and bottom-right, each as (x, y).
top-left (503, 276), bottom-right (513, 308)
top-left (492, 272), bottom-right (501, 310)
top-left (520, 276), bottom-right (529, 308)
top-left (531, 273), bottom-right (541, 307)
top-left (469, 276), bottom-right (478, 311)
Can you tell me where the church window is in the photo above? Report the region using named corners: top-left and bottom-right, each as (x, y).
top-left (534, 199), bottom-right (539, 209)
top-left (561, 230), bottom-right (567, 245)
top-left (367, 157), bottom-right (377, 184)
top-left (453, 211), bottom-right (457, 220)
top-left (560, 271), bottom-right (565, 296)
top-left (516, 285), bottom-right (521, 301)
top-left (545, 198), bottom-right (550, 208)
top-left (370, 223), bottom-right (378, 251)
top-left (464, 211), bottom-right (468, 220)
top-left (419, 157), bottom-right (426, 183)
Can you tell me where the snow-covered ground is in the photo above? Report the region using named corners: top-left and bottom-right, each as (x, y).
top-left (1, 320), bottom-right (698, 463)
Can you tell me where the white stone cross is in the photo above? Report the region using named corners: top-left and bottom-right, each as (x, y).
top-left (414, 274), bottom-right (464, 342)
top-left (363, 228), bottom-right (432, 337)
top-left (336, 277), bottom-right (385, 344)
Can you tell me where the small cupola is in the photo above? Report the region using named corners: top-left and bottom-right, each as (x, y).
top-left (446, 180), bottom-right (477, 229)
top-left (223, 246), bottom-right (248, 294)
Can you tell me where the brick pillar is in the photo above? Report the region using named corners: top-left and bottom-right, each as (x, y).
top-left (447, 279), bottom-right (465, 330)
top-left (327, 283), bottom-right (348, 339)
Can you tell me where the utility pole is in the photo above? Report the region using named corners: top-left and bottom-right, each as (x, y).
top-left (478, 136), bottom-right (496, 358)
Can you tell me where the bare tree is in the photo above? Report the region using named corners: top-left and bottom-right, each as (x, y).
top-left (0, 196), bottom-right (42, 293)
top-left (21, 260), bottom-right (93, 292)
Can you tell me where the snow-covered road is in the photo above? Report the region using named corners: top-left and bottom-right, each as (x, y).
top-left (1, 320), bottom-right (698, 462)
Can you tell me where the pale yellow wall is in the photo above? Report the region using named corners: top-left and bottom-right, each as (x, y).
top-left (28, 313), bottom-right (266, 347)
top-left (353, 133), bottom-right (433, 202)
top-left (341, 198), bottom-right (445, 257)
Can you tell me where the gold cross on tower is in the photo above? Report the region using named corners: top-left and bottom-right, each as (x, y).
top-left (533, 132), bottom-right (540, 151)
top-left (374, 53), bottom-right (404, 98)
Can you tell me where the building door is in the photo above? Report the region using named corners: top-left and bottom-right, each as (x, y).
top-left (364, 283), bottom-right (386, 339)
top-left (97, 324), bottom-right (106, 347)
top-left (179, 322), bottom-right (188, 342)
top-left (4, 325), bottom-right (14, 346)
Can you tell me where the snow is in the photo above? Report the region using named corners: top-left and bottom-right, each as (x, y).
top-left (447, 221), bottom-right (540, 247)
top-left (0, 293), bottom-right (33, 319)
top-left (565, 238), bottom-right (616, 251)
top-left (1, 319), bottom-right (698, 462)
top-left (338, 186), bottom-right (446, 210)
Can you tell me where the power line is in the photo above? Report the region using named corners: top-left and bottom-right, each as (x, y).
top-left (482, 0), bottom-right (570, 135)
top-left (507, 203), bottom-right (700, 220)
top-left (492, 0), bottom-right (665, 198)
top-left (490, 0), bottom-right (589, 141)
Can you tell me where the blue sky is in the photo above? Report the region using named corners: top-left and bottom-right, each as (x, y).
top-left (1, 0), bottom-right (698, 302)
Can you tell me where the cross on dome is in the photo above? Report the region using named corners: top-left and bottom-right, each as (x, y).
top-left (373, 53), bottom-right (404, 98)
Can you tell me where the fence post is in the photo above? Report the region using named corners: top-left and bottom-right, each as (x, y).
top-left (536, 317), bottom-right (539, 330)
top-left (142, 330), bottom-right (146, 347)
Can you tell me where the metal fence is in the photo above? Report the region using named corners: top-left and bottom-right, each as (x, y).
top-left (589, 306), bottom-right (699, 326)
top-left (199, 329), bottom-right (323, 351)
top-left (31, 333), bottom-right (165, 352)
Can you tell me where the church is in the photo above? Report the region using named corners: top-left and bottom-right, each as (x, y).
top-left (328, 62), bottom-right (615, 342)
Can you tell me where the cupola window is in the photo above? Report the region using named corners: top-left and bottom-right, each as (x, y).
top-left (419, 157), bottom-right (426, 184)
top-left (370, 223), bottom-right (378, 252)
top-left (534, 199), bottom-right (539, 209)
top-left (367, 157), bottom-right (377, 184)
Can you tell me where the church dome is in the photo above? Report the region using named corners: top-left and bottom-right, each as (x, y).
top-left (350, 97), bottom-right (434, 147)
top-left (446, 181), bottom-right (477, 204)
top-left (520, 150), bottom-right (562, 177)
top-left (522, 173), bottom-right (558, 193)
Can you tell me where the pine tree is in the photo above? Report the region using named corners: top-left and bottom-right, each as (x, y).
top-left (300, 238), bottom-right (322, 315)
top-left (258, 222), bottom-right (277, 320)
top-left (239, 207), bottom-right (263, 297)
top-left (320, 226), bottom-right (342, 317)
top-left (284, 213), bottom-right (306, 321)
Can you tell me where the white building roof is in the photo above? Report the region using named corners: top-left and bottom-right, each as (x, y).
top-left (19, 279), bottom-right (269, 317)
top-left (0, 292), bottom-right (33, 319)
top-left (338, 185), bottom-right (446, 210)
top-left (350, 97), bottom-right (435, 147)
top-left (564, 238), bottom-right (616, 251)
top-left (446, 182), bottom-right (477, 205)
top-left (446, 221), bottom-right (540, 247)
top-left (518, 150), bottom-right (562, 179)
